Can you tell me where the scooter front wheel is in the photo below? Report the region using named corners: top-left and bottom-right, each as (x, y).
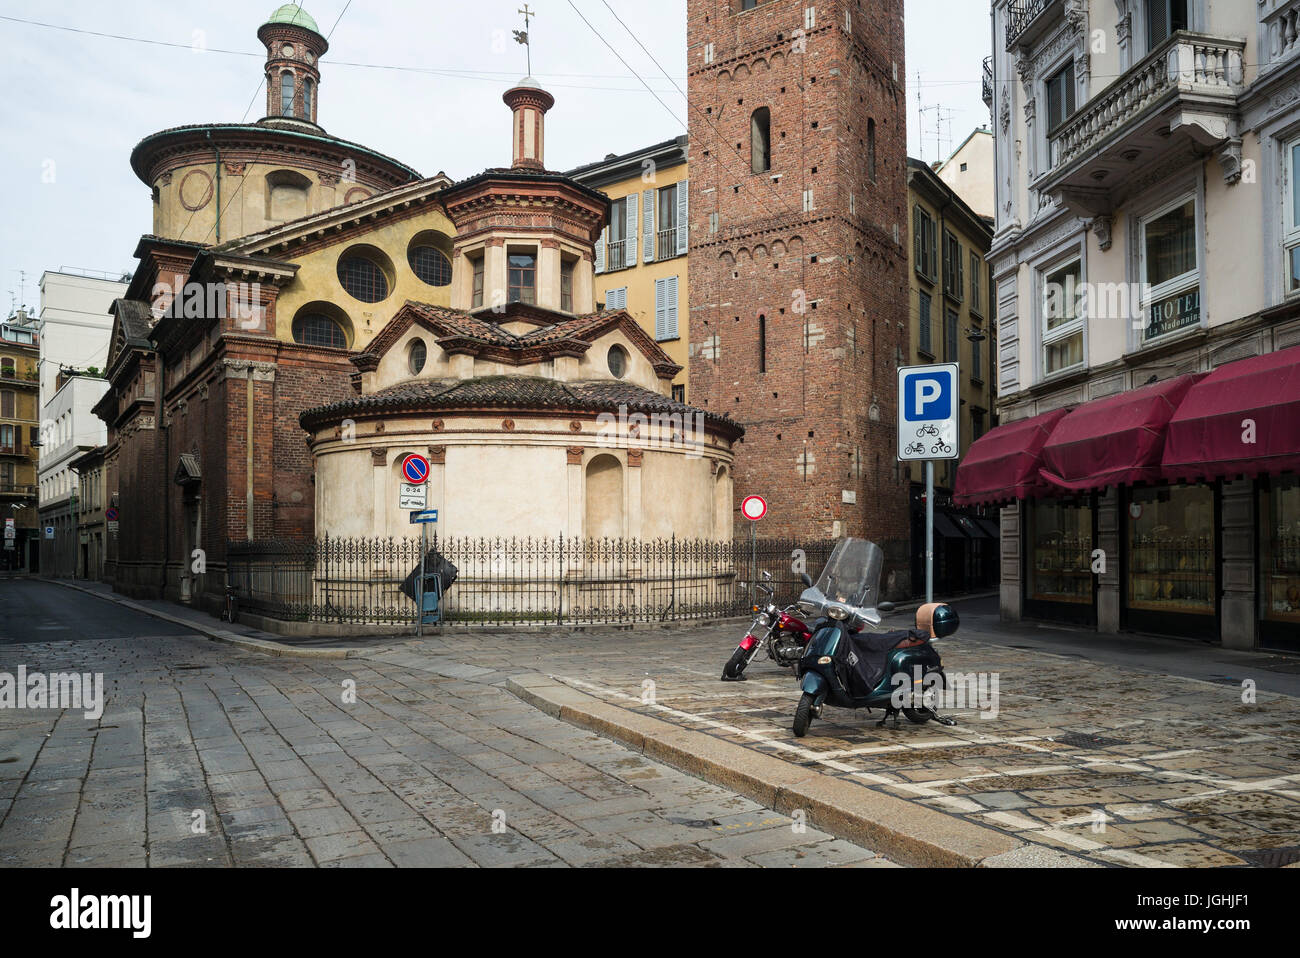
top-left (793, 692), bottom-right (816, 737)
top-left (902, 708), bottom-right (932, 724)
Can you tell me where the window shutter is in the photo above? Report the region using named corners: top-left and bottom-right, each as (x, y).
top-left (676, 178), bottom-right (689, 256)
top-left (913, 208), bottom-right (921, 269)
top-left (595, 228), bottom-right (605, 274)
top-left (643, 189), bottom-right (655, 263)
top-left (625, 194), bottom-right (638, 263)
top-left (666, 275), bottom-right (678, 339)
top-left (654, 277), bottom-right (666, 340)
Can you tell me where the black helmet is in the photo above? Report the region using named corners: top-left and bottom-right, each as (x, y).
top-left (932, 604), bottom-right (959, 638)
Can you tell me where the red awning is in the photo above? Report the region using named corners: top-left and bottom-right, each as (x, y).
top-left (1163, 344), bottom-right (1300, 482)
top-left (1038, 373), bottom-right (1204, 493)
top-left (953, 407), bottom-right (1070, 506)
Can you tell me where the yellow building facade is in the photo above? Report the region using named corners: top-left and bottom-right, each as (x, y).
top-left (1, 316), bottom-right (41, 571)
top-left (906, 157), bottom-right (997, 592)
top-left (569, 137), bottom-right (690, 400)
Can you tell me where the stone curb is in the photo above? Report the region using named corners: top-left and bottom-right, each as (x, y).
top-left (506, 673), bottom-right (1024, 868)
top-left (43, 578), bottom-right (355, 660)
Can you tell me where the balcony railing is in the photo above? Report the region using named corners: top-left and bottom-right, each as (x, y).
top-left (0, 482), bottom-right (36, 496)
top-left (606, 239), bottom-right (627, 272)
top-left (1049, 32), bottom-right (1245, 173)
top-left (656, 227), bottom-right (678, 260)
top-left (1262, 0), bottom-right (1300, 72)
top-left (0, 444), bottom-right (22, 457)
top-left (982, 56), bottom-right (994, 108)
top-left (1006, 0), bottom-right (1058, 49)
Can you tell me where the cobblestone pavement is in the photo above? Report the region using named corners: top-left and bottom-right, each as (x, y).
top-left (359, 611), bottom-right (1300, 868)
top-left (0, 580), bottom-right (890, 867)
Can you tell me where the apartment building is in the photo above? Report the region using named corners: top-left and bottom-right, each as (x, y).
top-left (961, 0), bottom-right (1300, 651)
top-left (0, 316), bottom-right (40, 572)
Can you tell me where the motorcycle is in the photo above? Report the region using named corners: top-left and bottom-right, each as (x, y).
top-left (721, 571), bottom-right (813, 680)
top-left (790, 537), bottom-right (959, 738)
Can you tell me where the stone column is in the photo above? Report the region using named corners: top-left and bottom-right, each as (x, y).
top-left (1096, 487), bottom-right (1120, 633)
top-left (626, 448), bottom-right (643, 542)
top-left (1000, 500), bottom-right (1023, 622)
top-left (1221, 478), bottom-right (1257, 650)
top-left (566, 446), bottom-right (584, 540)
top-left (538, 240), bottom-right (561, 311)
top-left (485, 239), bottom-right (506, 312)
top-left (575, 252), bottom-right (595, 314)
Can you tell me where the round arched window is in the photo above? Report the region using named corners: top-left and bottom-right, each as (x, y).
top-left (408, 246), bottom-right (452, 287)
top-left (337, 254), bottom-right (389, 302)
top-left (607, 344), bottom-right (629, 379)
top-left (408, 339), bottom-right (427, 375)
top-left (292, 314), bottom-right (347, 349)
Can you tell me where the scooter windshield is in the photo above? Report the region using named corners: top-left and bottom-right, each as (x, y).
top-left (814, 538), bottom-right (885, 611)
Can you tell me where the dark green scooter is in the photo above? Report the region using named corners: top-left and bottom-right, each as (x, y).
top-left (790, 538), bottom-right (959, 738)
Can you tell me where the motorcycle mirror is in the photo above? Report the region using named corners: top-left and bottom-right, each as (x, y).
top-left (878, 600), bottom-right (896, 613)
top-left (799, 573), bottom-right (813, 587)
top-left (761, 570), bottom-right (772, 581)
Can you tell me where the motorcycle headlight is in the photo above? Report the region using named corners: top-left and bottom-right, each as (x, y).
top-left (755, 612), bottom-right (771, 627)
top-left (827, 605), bottom-right (848, 621)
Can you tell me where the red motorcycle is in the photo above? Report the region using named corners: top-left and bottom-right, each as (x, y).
top-left (722, 571), bottom-right (814, 680)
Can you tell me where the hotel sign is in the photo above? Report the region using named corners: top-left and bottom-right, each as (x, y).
top-left (1145, 286), bottom-right (1200, 341)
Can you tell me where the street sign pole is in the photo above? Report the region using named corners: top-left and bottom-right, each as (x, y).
top-left (925, 460), bottom-right (934, 604)
top-left (417, 522), bottom-right (427, 638)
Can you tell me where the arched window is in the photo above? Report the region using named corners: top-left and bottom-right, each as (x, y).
top-left (408, 246), bottom-right (452, 287)
top-left (751, 107), bottom-right (771, 174)
top-left (867, 118), bottom-right (877, 182)
top-left (302, 77), bottom-right (313, 120)
top-left (292, 314), bottom-right (347, 349)
top-left (337, 251), bottom-right (391, 303)
top-left (280, 72), bottom-right (295, 116)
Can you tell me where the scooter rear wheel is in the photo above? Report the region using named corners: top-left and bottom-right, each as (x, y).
top-left (793, 692), bottom-right (815, 737)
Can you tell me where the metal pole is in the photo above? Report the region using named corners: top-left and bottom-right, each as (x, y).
top-left (417, 522), bottom-right (427, 637)
top-left (925, 460), bottom-right (934, 604)
top-left (749, 520), bottom-right (757, 612)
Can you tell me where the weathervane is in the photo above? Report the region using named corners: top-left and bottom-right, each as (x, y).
top-left (513, 4), bottom-right (534, 76)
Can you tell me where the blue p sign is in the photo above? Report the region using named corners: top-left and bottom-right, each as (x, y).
top-left (902, 370), bottom-right (951, 421)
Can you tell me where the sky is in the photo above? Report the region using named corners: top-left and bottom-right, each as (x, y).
top-left (0, 0), bottom-right (989, 312)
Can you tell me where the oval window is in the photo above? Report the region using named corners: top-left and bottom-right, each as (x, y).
top-left (408, 339), bottom-right (427, 375)
top-left (337, 254), bottom-right (389, 303)
top-left (607, 344), bottom-right (629, 379)
top-left (292, 314), bottom-right (347, 349)
top-left (408, 246), bottom-right (452, 287)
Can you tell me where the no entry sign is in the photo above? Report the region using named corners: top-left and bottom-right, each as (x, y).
top-left (741, 495), bottom-right (768, 521)
top-left (401, 453), bottom-right (430, 485)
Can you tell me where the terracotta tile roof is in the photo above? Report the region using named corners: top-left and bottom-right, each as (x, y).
top-left (300, 375), bottom-right (742, 437)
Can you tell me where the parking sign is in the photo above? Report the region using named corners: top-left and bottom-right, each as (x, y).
top-left (897, 363), bottom-right (959, 461)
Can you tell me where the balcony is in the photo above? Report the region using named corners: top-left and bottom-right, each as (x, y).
top-left (0, 482), bottom-right (36, 497)
top-left (656, 227), bottom-right (679, 260)
top-left (606, 238), bottom-right (628, 272)
top-left (1005, 0), bottom-right (1061, 51)
top-left (1261, 0), bottom-right (1300, 73)
top-left (1038, 32), bottom-right (1245, 221)
top-left (982, 56), bottom-right (994, 109)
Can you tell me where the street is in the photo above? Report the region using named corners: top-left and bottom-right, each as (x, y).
top-left (0, 578), bottom-right (889, 867)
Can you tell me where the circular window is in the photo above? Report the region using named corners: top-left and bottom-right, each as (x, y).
top-left (607, 345), bottom-right (629, 379)
top-left (408, 339), bottom-right (427, 375)
top-left (408, 246), bottom-right (452, 287)
top-left (292, 314), bottom-right (347, 349)
top-left (337, 253), bottom-right (389, 302)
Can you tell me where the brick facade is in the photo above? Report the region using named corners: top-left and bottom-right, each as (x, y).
top-left (686, 0), bottom-right (910, 543)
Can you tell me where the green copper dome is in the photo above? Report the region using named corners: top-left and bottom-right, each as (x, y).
top-left (265, 4), bottom-right (320, 33)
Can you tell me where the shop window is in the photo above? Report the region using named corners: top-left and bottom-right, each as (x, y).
top-left (1126, 485), bottom-right (1215, 628)
top-left (1260, 475), bottom-right (1300, 645)
top-left (1041, 258), bottom-right (1084, 375)
top-left (1027, 499), bottom-right (1094, 616)
top-left (1140, 196), bottom-right (1200, 342)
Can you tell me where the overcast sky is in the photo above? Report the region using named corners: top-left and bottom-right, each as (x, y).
top-left (0, 0), bottom-right (989, 312)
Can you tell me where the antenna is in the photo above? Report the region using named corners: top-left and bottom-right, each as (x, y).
top-left (917, 104), bottom-right (957, 165)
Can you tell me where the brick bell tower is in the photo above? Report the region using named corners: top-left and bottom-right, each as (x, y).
top-left (687, 0), bottom-right (910, 549)
top-left (258, 3), bottom-right (328, 129)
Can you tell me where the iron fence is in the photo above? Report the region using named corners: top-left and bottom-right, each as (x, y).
top-left (225, 534), bottom-right (910, 628)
